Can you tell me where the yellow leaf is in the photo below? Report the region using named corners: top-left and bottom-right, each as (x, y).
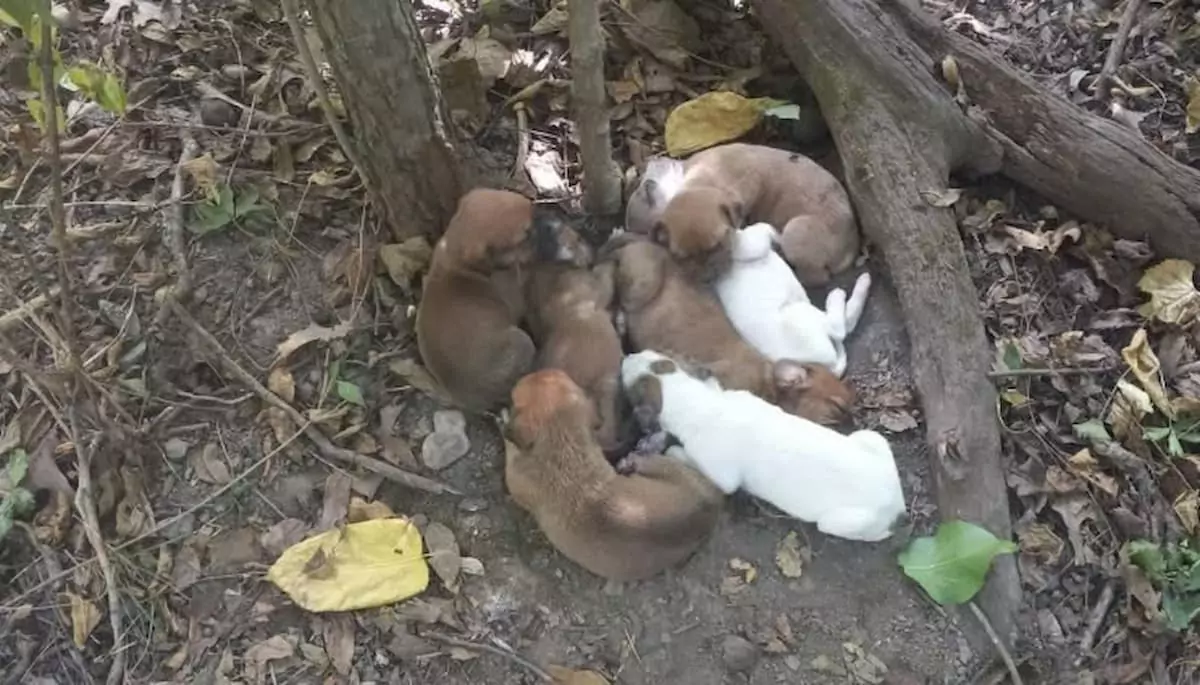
top-left (266, 518), bottom-right (429, 612)
top-left (1187, 77), bottom-right (1200, 135)
top-left (347, 496), bottom-right (396, 522)
top-left (1066, 449), bottom-right (1119, 496)
top-left (1121, 328), bottom-right (1174, 418)
top-left (1137, 259), bottom-right (1200, 326)
top-left (1175, 491), bottom-right (1199, 535)
top-left (181, 153), bottom-right (219, 199)
top-left (1108, 379), bottom-right (1152, 439)
top-left (665, 91), bottom-right (784, 157)
top-left (547, 665), bottom-right (610, 684)
top-left (62, 592), bottom-right (101, 648)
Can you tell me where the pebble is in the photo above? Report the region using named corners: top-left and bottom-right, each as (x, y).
top-left (721, 635), bottom-right (759, 674)
top-left (421, 410), bottom-right (469, 470)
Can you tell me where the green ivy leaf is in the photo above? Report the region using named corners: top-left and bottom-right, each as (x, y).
top-left (897, 520), bottom-right (1017, 605)
top-left (1073, 419), bottom-right (1112, 444)
top-left (335, 380), bottom-right (365, 407)
top-left (1127, 539), bottom-right (1167, 582)
top-left (4, 448), bottom-right (29, 487)
top-left (8, 487), bottom-right (34, 515)
top-left (0, 498), bottom-right (14, 543)
top-left (1162, 590), bottom-right (1200, 631)
top-left (1001, 342), bottom-right (1022, 371)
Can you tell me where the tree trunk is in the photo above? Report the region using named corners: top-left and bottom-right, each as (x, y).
top-left (306, 0), bottom-right (467, 240)
top-left (568, 0), bottom-right (622, 216)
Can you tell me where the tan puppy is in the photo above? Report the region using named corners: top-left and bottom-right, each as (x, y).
top-left (606, 236), bottom-right (854, 426)
top-left (646, 143), bottom-right (859, 285)
top-left (504, 369), bottom-right (722, 581)
top-left (416, 189), bottom-right (583, 412)
top-left (525, 259), bottom-right (636, 456)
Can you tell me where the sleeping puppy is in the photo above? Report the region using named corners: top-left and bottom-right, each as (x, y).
top-left (621, 350), bottom-right (907, 542)
top-left (637, 143), bottom-right (860, 286)
top-left (525, 257), bottom-right (637, 457)
top-left (715, 222), bottom-right (872, 377)
top-left (504, 369), bottom-right (723, 581)
top-left (416, 188), bottom-right (585, 413)
top-left (605, 235), bottom-right (854, 426)
top-left (624, 156), bottom-right (688, 236)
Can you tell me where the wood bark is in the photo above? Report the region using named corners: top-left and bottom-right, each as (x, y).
top-left (568, 0), bottom-right (622, 215)
top-left (306, 0), bottom-right (466, 240)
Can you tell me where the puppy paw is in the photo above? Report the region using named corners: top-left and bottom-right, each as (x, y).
top-left (614, 454), bottom-right (643, 475)
top-left (635, 430), bottom-right (671, 455)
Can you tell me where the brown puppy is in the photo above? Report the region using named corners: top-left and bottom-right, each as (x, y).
top-left (525, 259), bottom-right (636, 457)
top-left (504, 369), bottom-right (722, 581)
top-left (606, 236), bottom-right (854, 425)
top-left (646, 143), bottom-right (859, 286)
top-left (416, 189), bottom-right (583, 412)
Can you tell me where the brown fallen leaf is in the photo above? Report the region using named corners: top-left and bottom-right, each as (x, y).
top-left (1137, 259), bottom-right (1200, 326)
top-left (388, 358), bottom-right (451, 401)
top-left (347, 496), bottom-right (396, 522)
top-left (423, 521), bottom-right (462, 593)
top-left (919, 188), bottom-right (963, 208)
top-left (774, 531), bottom-right (806, 579)
top-left (190, 442), bottom-right (232, 485)
top-left (378, 237), bottom-right (433, 294)
top-left (1121, 328), bottom-right (1173, 418)
top-left (620, 0), bottom-right (701, 69)
top-left (62, 592), bottom-right (101, 648)
top-left (1107, 380), bottom-right (1152, 440)
top-left (243, 634), bottom-right (296, 684)
top-left (181, 152), bottom-right (219, 198)
top-left (1174, 490), bottom-right (1199, 535)
top-left (261, 518), bottom-right (310, 557)
top-left (1066, 449), bottom-right (1120, 496)
top-left (268, 366), bottom-right (296, 403)
top-left (322, 613), bottom-right (356, 676)
top-left (172, 534), bottom-right (207, 591)
top-left (318, 472), bottom-right (353, 532)
top-left (1187, 77), bottom-right (1200, 134)
top-left (1051, 496), bottom-right (1101, 566)
top-left (276, 321), bottom-right (354, 364)
top-left (547, 665), bottom-right (610, 684)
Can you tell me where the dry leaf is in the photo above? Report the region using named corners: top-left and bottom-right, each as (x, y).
top-left (620, 0), bottom-right (701, 69)
top-left (1066, 449), bottom-right (1119, 496)
top-left (323, 614), bottom-right (356, 676)
top-left (63, 592), bottom-right (101, 648)
top-left (266, 519), bottom-right (429, 612)
top-left (423, 521), bottom-right (462, 593)
top-left (1174, 491), bottom-right (1199, 535)
top-left (276, 321), bottom-right (354, 363)
top-left (172, 534), bottom-right (206, 591)
top-left (347, 496), bottom-right (396, 522)
top-left (388, 358), bottom-right (450, 400)
top-left (191, 442), bottom-right (232, 485)
top-left (319, 472), bottom-right (353, 532)
top-left (1017, 522), bottom-right (1064, 562)
top-left (530, 1), bottom-right (569, 35)
top-left (547, 665), bottom-right (610, 684)
top-left (1121, 328), bottom-right (1173, 418)
top-left (919, 188), bottom-right (963, 208)
top-left (1107, 379), bottom-right (1153, 439)
top-left (1000, 222), bottom-right (1081, 254)
top-left (261, 518), bottom-right (310, 557)
top-left (1187, 77), bottom-right (1200, 135)
top-left (457, 33), bottom-right (511, 88)
top-left (775, 531), bottom-right (806, 578)
top-left (1137, 259), bottom-right (1200, 326)
top-left (244, 635), bottom-right (295, 684)
top-left (378, 237), bottom-right (433, 293)
top-left (268, 367), bottom-right (296, 403)
top-left (1051, 496), bottom-right (1101, 566)
top-left (181, 153), bottom-right (219, 197)
top-left (664, 91), bottom-right (784, 157)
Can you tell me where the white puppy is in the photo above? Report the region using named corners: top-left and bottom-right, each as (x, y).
top-left (715, 222), bottom-right (870, 377)
top-left (621, 349), bottom-right (906, 542)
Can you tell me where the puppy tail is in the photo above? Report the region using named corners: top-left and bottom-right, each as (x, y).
top-left (844, 272), bottom-right (872, 335)
top-left (824, 288), bottom-right (848, 342)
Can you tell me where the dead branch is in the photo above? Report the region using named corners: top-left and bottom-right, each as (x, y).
top-left (167, 299), bottom-right (460, 495)
top-left (568, 0), bottom-right (622, 215)
top-left (1080, 580), bottom-right (1116, 651)
top-left (1093, 0), bottom-right (1145, 103)
top-left (423, 632), bottom-right (554, 682)
top-left (0, 288), bottom-right (59, 333)
top-left (155, 133), bottom-right (197, 326)
top-left (969, 600), bottom-right (1024, 685)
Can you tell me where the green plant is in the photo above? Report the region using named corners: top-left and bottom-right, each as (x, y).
top-left (897, 520), bottom-right (1017, 605)
top-left (326, 357), bottom-right (365, 407)
top-left (1127, 539), bottom-right (1200, 632)
top-left (0, 449), bottom-right (37, 543)
top-left (1143, 415), bottom-right (1200, 458)
top-left (190, 184), bottom-right (271, 235)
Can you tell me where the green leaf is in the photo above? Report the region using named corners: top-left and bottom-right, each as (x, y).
top-left (0, 499), bottom-right (14, 543)
top-left (1169, 430), bottom-right (1184, 458)
top-left (1143, 425), bottom-right (1173, 441)
top-left (763, 104), bottom-right (801, 120)
top-left (8, 487), bottom-right (34, 515)
top-left (897, 520), bottom-right (1017, 605)
top-left (335, 380), bottom-right (365, 407)
top-left (216, 184), bottom-right (235, 214)
top-left (1162, 590), bottom-right (1200, 631)
top-left (1001, 342), bottom-right (1022, 371)
top-left (1127, 540), bottom-right (1167, 582)
top-left (98, 71), bottom-right (127, 115)
top-left (25, 97), bottom-right (66, 135)
top-left (0, 0), bottom-right (39, 32)
top-left (4, 448), bottom-right (29, 487)
top-left (1073, 419), bottom-right (1112, 444)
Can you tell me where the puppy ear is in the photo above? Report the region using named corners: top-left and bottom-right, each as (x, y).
top-left (626, 376), bottom-right (663, 432)
top-left (650, 221), bottom-right (668, 245)
top-left (773, 360), bottom-right (811, 392)
top-left (720, 201), bottom-right (746, 228)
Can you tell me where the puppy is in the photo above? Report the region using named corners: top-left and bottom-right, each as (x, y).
top-left (605, 236), bottom-right (854, 426)
top-left (504, 369), bottom-right (723, 581)
top-left (625, 156), bottom-right (688, 235)
top-left (621, 351), bottom-right (907, 542)
top-left (525, 258), bottom-right (636, 456)
top-left (715, 222), bottom-right (872, 377)
top-left (416, 188), bottom-right (584, 412)
top-left (639, 143), bottom-right (860, 285)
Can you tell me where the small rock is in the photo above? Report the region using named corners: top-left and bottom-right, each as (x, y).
top-left (721, 635), bottom-right (759, 674)
top-left (163, 437), bottom-right (190, 461)
top-left (421, 410), bottom-right (470, 470)
top-left (198, 98), bottom-right (238, 127)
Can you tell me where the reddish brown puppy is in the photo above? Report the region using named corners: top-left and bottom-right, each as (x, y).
top-left (525, 257), bottom-right (636, 457)
top-left (504, 369), bottom-right (722, 581)
top-left (416, 189), bottom-right (584, 412)
top-left (606, 236), bottom-right (854, 426)
top-left (641, 143), bottom-right (859, 286)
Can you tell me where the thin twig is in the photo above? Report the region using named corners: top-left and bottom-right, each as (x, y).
top-left (1094, 0), bottom-right (1145, 103)
top-left (167, 299), bottom-right (460, 495)
top-left (968, 600), bottom-right (1023, 685)
top-left (423, 632), bottom-right (554, 683)
top-left (987, 366), bottom-right (1116, 379)
top-left (155, 133), bottom-right (198, 325)
top-left (511, 102), bottom-right (531, 181)
top-left (280, 0), bottom-right (370, 195)
top-left (68, 412), bottom-right (125, 685)
top-left (0, 288), bottom-right (59, 333)
top-left (1080, 580), bottom-right (1115, 651)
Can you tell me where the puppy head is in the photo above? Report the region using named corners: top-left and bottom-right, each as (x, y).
top-left (620, 349), bottom-right (676, 390)
top-left (531, 204), bottom-right (593, 268)
top-left (653, 191), bottom-right (739, 283)
top-left (507, 369), bottom-right (594, 448)
top-left (441, 189), bottom-right (537, 271)
top-left (770, 360), bottom-right (855, 426)
top-left (608, 239), bottom-right (671, 311)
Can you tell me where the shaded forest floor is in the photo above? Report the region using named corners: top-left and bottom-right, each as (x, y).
top-left (1, 0), bottom-right (1199, 682)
